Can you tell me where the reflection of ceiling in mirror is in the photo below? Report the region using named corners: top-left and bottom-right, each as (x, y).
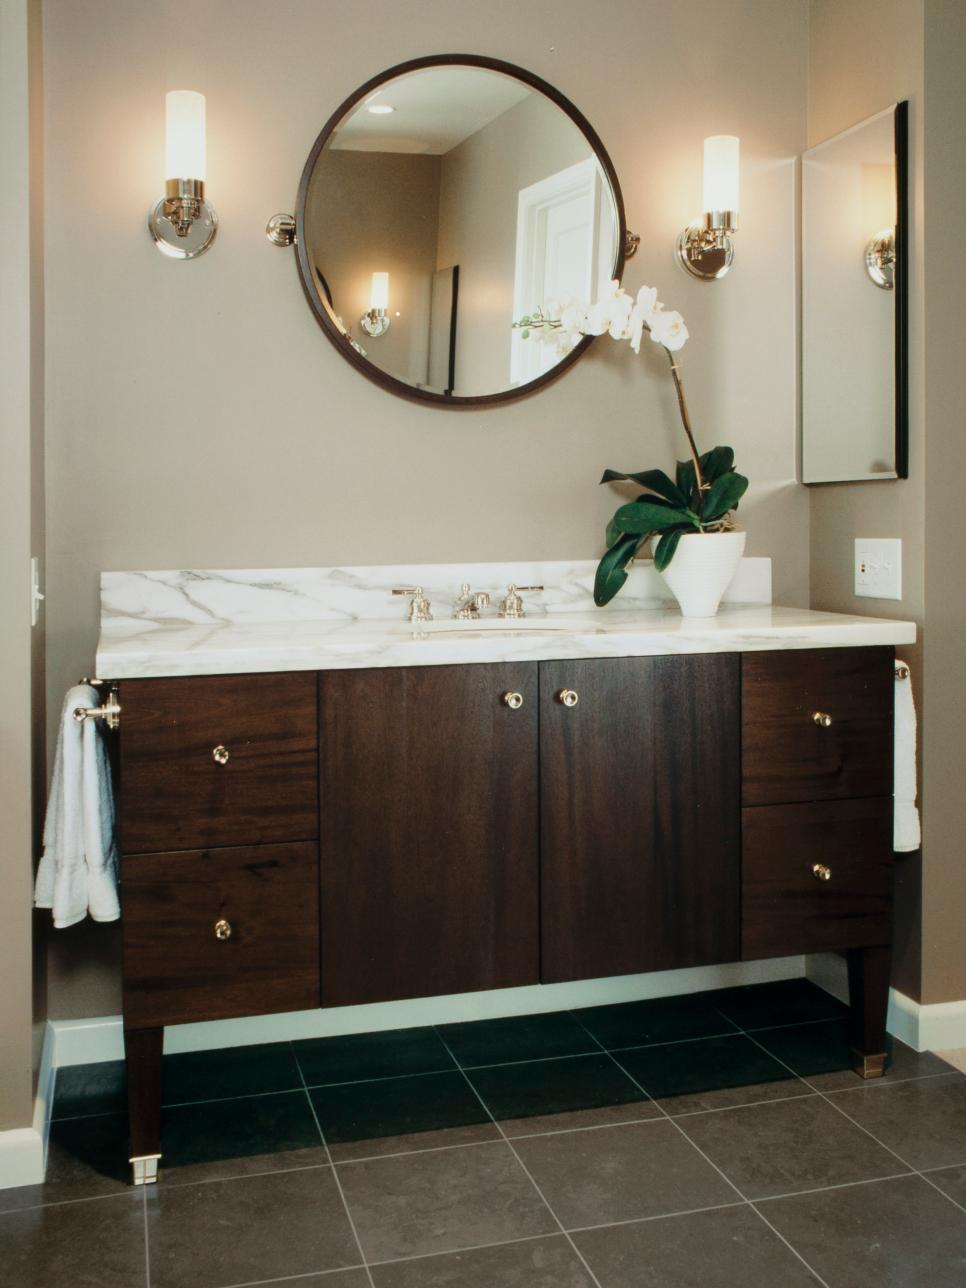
top-left (331, 69), bottom-right (532, 154)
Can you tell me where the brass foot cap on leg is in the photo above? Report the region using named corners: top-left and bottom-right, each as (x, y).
top-left (130, 1153), bottom-right (161, 1185)
top-left (851, 1049), bottom-right (888, 1079)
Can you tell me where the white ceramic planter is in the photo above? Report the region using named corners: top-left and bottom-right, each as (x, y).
top-left (652, 530), bottom-right (747, 618)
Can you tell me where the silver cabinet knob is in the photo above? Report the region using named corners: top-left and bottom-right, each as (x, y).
top-left (214, 918), bottom-right (233, 940)
top-left (812, 864), bottom-right (832, 882)
top-left (812, 712), bottom-right (833, 728)
top-left (212, 745), bottom-right (230, 764)
top-left (502, 691), bottom-right (524, 710)
top-left (557, 689), bottom-right (579, 708)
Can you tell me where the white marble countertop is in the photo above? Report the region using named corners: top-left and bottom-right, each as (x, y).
top-left (95, 563), bottom-right (917, 680)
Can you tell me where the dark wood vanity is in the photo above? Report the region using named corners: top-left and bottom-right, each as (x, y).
top-left (113, 646), bottom-right (896, 1183)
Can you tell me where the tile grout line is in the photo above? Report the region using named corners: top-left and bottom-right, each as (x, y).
top-left (431, 1024), bottom-right (608, 1288)
top-left (142, 1183), bottom-right (151, 1288)
top-left (567, 1009), bottom-right (835, 1288)
top-left (218, 1264), bottom-right (369, 1288)
top-left (293, 1049), bottom-right (377, 1288)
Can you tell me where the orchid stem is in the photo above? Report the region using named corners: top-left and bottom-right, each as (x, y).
top-left (665, 349), bottom-right (706, 512)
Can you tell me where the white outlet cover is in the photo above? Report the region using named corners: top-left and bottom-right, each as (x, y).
top-left (855, 538), bottom-right (902, 600)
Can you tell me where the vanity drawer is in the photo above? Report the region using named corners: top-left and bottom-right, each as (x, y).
top-left (118, 673), bottom-right (318, 853)
top-left (741, 647), bottom-right (894, 807)
top-left (741, 799), bottom-right (892, 959)
top-left (121, 841), bottom-right (320, 1028)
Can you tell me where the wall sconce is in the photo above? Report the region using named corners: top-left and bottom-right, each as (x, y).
top-left (865, 230), bottom-right (895, 289)
top-left (676, 135), bottom-right (740, 281)
top-left (360, 272), bottom-right (391, 337)
top-left (148, 91), bottom-right (217, 259)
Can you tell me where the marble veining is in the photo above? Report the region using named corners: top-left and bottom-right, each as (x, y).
top-left (95, 559), bottom-right (916, 680)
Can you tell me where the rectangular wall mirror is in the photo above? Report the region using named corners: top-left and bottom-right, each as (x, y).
top-left (801, 101), bottom-right (908, 483)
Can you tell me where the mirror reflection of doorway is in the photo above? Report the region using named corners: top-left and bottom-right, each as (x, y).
top-left (427, 265), bottom-right (459, 395)
top-left (511, 157), bottom-right (618, 386)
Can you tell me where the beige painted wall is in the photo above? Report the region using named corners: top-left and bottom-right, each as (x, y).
top-left (438, 91), bottom-right (590, 394)
top-left (0, 0), bottom-right (45, 1130)
top-left (42, 0), bottom-right (809, 1019)
top-left (920, 0), bottom-right (966, 1004)
top-left (305, 150), bottom-right (441, 386)
top-left (807, 0), bottom-right (925, 999)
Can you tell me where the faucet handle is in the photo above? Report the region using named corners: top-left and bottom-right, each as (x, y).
top-left (498, 583), bottom-right (544, 620)
top-left (393, 586), bottom-right (433, 622)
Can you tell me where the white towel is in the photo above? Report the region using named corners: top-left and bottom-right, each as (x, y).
top-left (894, 660), bottom-right (921, 853)
top-left (34, 684), bottom-right (121, 928)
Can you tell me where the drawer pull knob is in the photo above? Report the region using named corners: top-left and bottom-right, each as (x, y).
top-left (212, 745), bottom-right (231, 765)
top-left (558, 689), bottom-right (579, 708)
top-left (812, 711), bottom-right (833, 728)
top-left (214, 918), bottom-right (233, 940)
top-left (502, 691), bottom-right (524, 710)
top-left (812, 864), bottom-right (832, 882)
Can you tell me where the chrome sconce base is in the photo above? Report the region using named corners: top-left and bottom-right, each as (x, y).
top-left (266, 213), bottom-right (296, 246)
top-left (865, 228), bottom-right (896, 290)
top-left (624, 229), bottom-right (641, 260)
top-left (149, 179), bottom-right (217, 259)
top-left (675, 211), bottom-right (737, 281)
top-left (360, 308), bottom-right (391, 338)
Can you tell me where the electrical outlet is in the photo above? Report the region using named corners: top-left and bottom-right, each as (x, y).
top-left (854, 538), bottom-right (902, 600)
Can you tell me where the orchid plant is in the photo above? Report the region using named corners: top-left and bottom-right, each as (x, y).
top-left (514, 282), bottom-right (749, 605)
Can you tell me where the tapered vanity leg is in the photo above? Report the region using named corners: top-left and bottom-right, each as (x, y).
top-left (847, 945), bottom-right (891, 1078)
top-left (125, 1025), bottom-right (164, 1184)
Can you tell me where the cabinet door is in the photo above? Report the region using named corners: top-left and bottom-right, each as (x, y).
top-left (319, 663), bottom-right (539, 1006)
top-left (540, 655), bottom-right (740, 983)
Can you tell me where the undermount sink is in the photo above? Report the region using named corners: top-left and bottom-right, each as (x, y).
top-left (412, 619), bottom-right (572, 639)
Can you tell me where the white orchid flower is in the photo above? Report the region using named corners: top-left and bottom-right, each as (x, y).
top-left (648, 308), bottom-right (689, 351)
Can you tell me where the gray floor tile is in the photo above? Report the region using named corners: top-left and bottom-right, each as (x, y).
top-left (760, 1174), bottom-right (966, 1288)
top-left (256, 1273), bottom-right (369, 1286)
top-left (926, 1164), bottom-right (966, 1212)
top-left (371, 1235), bottom-right (596, 1286)
top-left (145, 1167), bottom-right (359, 1288)
top-left (677, 1095), bottom-right (906, 1198)
top-left (573, 1203), bottom-right (824, 1287)
top-left (294, 1028), bottom-right (454, 1087)
top-left (0, 1191), bottom-right (146, 1288)
top-left (828, 1072), bottom-right (966, 1170)
top-left (467, 1052), bottom-right (659, 1137)
top-left (336, 1141), bottom-right (555, 1262)
top-left (512, 1119), bottom-right (737, 1229)
top-left (438, 1012), bottom-right (598, 1067)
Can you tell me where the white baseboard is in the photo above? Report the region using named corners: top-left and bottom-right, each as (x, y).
top-left (50, 956), bottom-right (806, 1067)
top-left (0, 1022), bottom-right (54, 1191)
top-left (805, 952), bottom-right (966, 1054)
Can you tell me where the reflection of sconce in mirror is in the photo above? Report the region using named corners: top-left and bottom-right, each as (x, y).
top-left (676, 135), bottom-right (739, 281)
top-left (361, 272), bottom-right (391, 338)
top-left (148, 92), bottom-right (217, 259)
top-left (865, 229), bottom-right (896, 289)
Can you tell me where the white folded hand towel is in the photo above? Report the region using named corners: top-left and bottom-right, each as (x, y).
top-left (34, 685), bottom-right (121, 928)
top-left (894, 661), bottom-right (921, 853)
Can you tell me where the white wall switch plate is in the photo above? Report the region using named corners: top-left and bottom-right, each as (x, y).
top-left (854, 538), bottom-right (902, 600)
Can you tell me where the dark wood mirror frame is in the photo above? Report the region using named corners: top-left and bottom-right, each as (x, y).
top-left (294, 53), bottom-right (628, 409)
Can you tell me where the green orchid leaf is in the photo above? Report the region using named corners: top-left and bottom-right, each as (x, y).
top-left (600, 468), bottom-right (688, 508)
top-left (594, 533), bottom-right (643, 606)
top-left (607, 494), bottom-right (675, 548)
top-left (676, 459), bottom-right (697, 505)
top-left (700, 446), bottom-right (736, 483)
top-left (702, 470), bottom-right (749, 521)
top-left (653, 527), bottom-right (685, 572)
top-left (612, 500), bottom-right (691, 536)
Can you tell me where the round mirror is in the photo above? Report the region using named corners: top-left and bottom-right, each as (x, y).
top-left (295, 55), bottom-right (627, 407)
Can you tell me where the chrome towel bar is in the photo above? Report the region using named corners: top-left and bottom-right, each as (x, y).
top-left (74, 679), bottom-right (121, 730)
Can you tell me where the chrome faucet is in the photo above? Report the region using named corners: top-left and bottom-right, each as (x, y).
top-left (498, 583), bottom-right (544, 619)
top-left (453, 583), bottom-right (490, 620)
top-left (392, 586), bottom-right (433, 622)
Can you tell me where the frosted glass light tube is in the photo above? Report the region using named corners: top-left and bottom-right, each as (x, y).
top-left (703, 135), bottom-right (739, 213)
top-left (370, 272), bottom-right (389, 311)
top-left (165, 90), bottom-right (206, 181)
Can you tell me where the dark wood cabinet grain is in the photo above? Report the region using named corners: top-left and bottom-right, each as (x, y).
top-left (118, 673), bottom-right (318, 853)
top-left (318, 663), bottom-right (540, 1006)
top-left (741, 647), bottom-right (894, 806)
top-left (122, 841), bottom-right (320, 1028)
top-left (539, 654), bottom-right (740, 983)
top-left (741, 797), bottom-right (893, 958)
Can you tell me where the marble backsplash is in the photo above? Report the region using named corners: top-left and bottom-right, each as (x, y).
top-left (100, 558), bottom-right (772, 632)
